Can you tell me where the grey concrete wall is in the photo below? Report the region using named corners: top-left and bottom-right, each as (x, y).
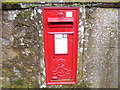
top-left (1, 7), bottom-right (119, 88)
top-left (79, 8), bottom-right (118, 88)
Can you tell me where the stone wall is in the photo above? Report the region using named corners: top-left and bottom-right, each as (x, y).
top-left (2, 8), bottom-right (45, 88)
top-left (1, 7), bottom-right (119, 88)
top-left (80, 8), bottom-right (118, 88)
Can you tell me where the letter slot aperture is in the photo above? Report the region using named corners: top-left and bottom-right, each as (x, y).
top-left (48, 18), bottom-right (74, 28)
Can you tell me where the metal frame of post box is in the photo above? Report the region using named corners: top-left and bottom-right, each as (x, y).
top-left (42, 7), bottom-right (79, 85)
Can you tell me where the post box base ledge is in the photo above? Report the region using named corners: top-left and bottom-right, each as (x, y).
top-left (47, 81), bottom-right (76, 85)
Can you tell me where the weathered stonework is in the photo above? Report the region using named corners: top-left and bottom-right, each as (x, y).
top-left (1, 6), bottom-right (119, 88)
top-left (81, 8), bottom-right (118, 88)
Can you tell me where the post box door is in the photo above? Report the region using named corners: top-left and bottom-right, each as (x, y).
top-left (47, 33), bottom-right (73, 81)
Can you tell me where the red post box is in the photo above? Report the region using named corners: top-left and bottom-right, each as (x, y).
top-left (43, 7), bottom-right (79, 85)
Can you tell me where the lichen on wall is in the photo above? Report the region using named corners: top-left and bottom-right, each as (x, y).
top-left (1, 6), bottom-right (119, 88)
top-left (81, 7), bottom-right (118, 88)
top-left (2, 8), bottom-right (45, 88)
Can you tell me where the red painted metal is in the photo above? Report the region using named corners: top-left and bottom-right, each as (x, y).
top-left (42, 7), bottom-right (79, 85)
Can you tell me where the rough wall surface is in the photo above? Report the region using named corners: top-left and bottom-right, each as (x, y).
top-left (80, 8), bottom-right (118, 88)
top-left (2, 8), bottom-right (45, 88)
top-left (1, 7), bottom-right (118, 88)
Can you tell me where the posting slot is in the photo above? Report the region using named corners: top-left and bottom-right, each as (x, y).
top-left (48, 18), bottom-right (74, 28)
top-left (48, 22), bottom-right (73, 28)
